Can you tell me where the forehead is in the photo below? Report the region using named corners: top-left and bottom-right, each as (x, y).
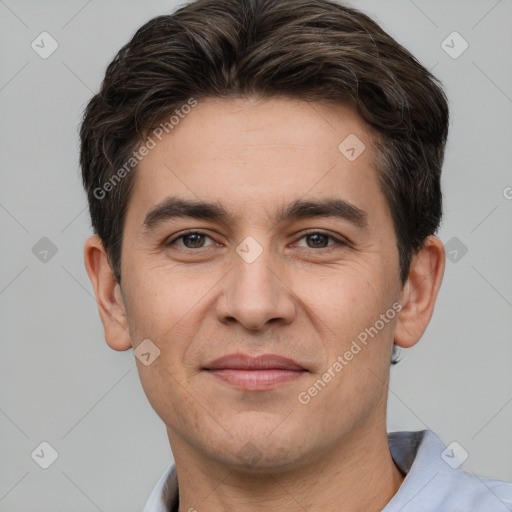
top-left (127, 97), bottom-right (388, 227)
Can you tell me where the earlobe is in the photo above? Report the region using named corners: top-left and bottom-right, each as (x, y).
top-left (394, 236), bottom-right (445, 349)
top-left (83, 235), bottom-right (132, 351)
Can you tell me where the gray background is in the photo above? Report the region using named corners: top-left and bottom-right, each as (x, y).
top-left (1, 0), bottom-right (511, 510)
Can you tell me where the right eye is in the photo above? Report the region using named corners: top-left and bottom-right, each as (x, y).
top-left (166, 231), bottom-right (216, 249)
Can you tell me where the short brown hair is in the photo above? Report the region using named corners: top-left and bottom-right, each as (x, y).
top-left (80, 0), bottom-right (449, 285)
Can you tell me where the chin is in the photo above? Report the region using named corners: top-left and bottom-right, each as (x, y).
top-left (205, 421), bottom-right (318, 473)
top-left (218, 442), bottom-right (306, 473)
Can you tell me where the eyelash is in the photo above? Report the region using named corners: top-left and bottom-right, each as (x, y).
top-left (165, 230), bottom-right (348, 251)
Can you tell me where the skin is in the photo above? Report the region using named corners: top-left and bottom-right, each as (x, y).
top-left (84, 97), bottom-right (445, 512)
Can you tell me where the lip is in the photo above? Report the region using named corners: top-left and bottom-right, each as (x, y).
top-left (204, 353), bottom-right (307, 390)
top-left (205, 353), bottom-right (305, 371)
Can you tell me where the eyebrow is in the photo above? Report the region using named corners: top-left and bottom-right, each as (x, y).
top-left (142, 196), bottom-right (368, 231)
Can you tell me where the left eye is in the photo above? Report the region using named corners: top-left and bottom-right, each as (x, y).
top-left (295, 232), bottom-right (342, 249)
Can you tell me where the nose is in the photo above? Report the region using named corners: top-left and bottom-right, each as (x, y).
top-left (215, 243), bottom-right (297, 331)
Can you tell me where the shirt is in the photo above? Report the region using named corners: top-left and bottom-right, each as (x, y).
top-left (143, 430), bottom-right (512, 512)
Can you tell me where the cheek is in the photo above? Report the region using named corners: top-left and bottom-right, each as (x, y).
top-left (294, 266), bottom-right (388, 339)
top-left (121, 259), bottom-right (222, 404)
top-left (122, 258), bottom-right (214, 338)
top-left (137, 362), bottom-right (205, 435)
top-left (293, 264), bottom-right (397, 407)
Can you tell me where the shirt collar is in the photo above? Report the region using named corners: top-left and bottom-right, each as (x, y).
top-left (143, 430), bottom-right (512, 512)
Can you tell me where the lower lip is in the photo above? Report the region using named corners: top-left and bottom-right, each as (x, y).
top-left (206, 369), bottom-right (305, 390)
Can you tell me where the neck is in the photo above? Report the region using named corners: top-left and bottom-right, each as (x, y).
top-left (170, 425), bottom-right (404, 512)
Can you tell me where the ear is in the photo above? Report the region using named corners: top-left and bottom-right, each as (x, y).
top-left (394, 235), bottom-right (445, 348)
top-left (84, 235), bottom-right (132, 351)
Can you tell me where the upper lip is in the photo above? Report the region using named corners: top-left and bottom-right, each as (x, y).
top-left (204, 353), bottom-right (306, 371)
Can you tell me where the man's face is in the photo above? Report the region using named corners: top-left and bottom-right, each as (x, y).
top-left (118, 97), bottom-right (403, 470)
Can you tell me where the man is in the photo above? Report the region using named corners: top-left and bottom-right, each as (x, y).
top-left (80, 0), bottom-right (512, 510)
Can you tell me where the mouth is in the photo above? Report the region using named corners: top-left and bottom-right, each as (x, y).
top-left (203, 353), bottom-right (308, 390)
